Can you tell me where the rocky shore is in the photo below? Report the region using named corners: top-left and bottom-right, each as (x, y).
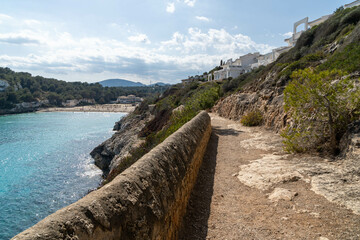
top-left (90, 104), bottom-right (153, 174)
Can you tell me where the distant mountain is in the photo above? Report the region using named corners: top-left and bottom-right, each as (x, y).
top-left (98, 79), bottom-right (171, 87)
top-left (98, 79), bottom-right (146, 87)
top-left (149, 82), bottom-right (171, 87)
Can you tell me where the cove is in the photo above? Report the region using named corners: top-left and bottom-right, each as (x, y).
top-left (0, 112), bottom-right (125, 240)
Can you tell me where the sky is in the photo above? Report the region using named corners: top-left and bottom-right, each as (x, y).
top-left (0, 0), bottom-right (348, 84)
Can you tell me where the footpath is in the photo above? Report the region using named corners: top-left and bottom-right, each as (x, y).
top-left (180, 114), bottom-right (360, 240)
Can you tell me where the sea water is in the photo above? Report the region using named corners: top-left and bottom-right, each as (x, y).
top-left (0, 112), bottom-right (125, 239)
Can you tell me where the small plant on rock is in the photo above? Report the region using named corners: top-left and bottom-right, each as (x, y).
top-left (241, 110), bottom-right (263, 126)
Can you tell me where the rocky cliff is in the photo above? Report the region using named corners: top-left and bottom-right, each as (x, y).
top-left (213, 71), bottom-right (287, 131)
top-left (90, 107), bottom-right (153, 173)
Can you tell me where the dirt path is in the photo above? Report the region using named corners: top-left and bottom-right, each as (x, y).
top-left (179, 114), bottom-right (360, 240)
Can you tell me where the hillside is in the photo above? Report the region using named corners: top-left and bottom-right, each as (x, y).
top-left (214, 5), bottom-right (360, 154)
top-left (98, 79), bottom-right (145, 87)
top-left (0, 68), bottom-right (168, 114)
top-left (92, 5), bottom-right (360, 185)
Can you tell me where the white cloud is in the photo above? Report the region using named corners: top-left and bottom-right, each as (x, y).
top-left (0, 14), bottom-right (12, 20)
top-left (161, 27), bottom-right (273, 56)
top-left (0, 14), bottom-right (13, 24)
top-left (166, 3), bottom-right (175, 13)
top-left (128, 34), bottom-right (151, 44)
top-left (24, 19), bottom-right (42, 26)
top-left (0, 13), bottom-right (275, 83)
top-left (184, 0), bottom-right (196, 7)
top-left (0, 32), bottom-right (42, 45)
top-left (282, 32), bottom-right (293, 38)
top-left (195, 16), bottom-right (210, 22)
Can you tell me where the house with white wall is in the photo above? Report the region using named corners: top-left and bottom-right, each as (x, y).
top-left (213, 65), bottom-right (245, 81)
top-left (345, 0), bottom-right (360, 8)
top-left (212, 52), bottom-right (260, 81)
top-left (207, 0), bottom-right (359, 81)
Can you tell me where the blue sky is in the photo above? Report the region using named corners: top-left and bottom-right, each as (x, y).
top-left (0, 0), bottom-right (348, 84)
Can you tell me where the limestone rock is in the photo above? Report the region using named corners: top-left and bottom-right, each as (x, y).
top-left (0, 79), bottom-right (9, 92)
top-left (237, 154), bottom-right (302, 191)
top-left (90, 111), bottom-right (152, 173)
top-left (213, 71), bottom-right (288, 131)
top-left (268, 188), bottom-right (298, 202)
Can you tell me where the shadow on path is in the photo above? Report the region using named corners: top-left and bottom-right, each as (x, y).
top-left (213, 126), bottom-right (241, 136)
top-left (179, 128), bottom-right (219, 240)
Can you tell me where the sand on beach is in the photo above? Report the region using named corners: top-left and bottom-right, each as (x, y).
top-left (37, 104), bottom-right (136, 113)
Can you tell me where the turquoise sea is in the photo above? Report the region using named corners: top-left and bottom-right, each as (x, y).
top-left (0, 112), bottom-right (125, 240)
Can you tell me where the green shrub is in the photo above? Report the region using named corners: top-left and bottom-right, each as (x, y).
top-left (282, 68), bottom-right (360, 154)
top-left (341, 7), bottom-right (360, 25)
top-left (318, 43), bottom-right (360, 73)
top-left (241, 110), bottom-right (263, 126)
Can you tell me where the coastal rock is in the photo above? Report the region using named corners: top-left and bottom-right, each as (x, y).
top-left (90, 111), bottom-right (152, 173)
top-left (0, 79), bottom-right (9, 92)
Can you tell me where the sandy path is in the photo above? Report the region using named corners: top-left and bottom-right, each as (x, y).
top-left (179, 114), bottom-right (360, 240)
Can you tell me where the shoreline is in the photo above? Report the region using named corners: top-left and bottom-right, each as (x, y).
top-left (37, 103), bottom-right (136, 113)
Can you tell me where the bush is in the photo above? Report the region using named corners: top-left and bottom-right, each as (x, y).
top-left (282, 68), bottom-right (360, 154)
top-left (241, 110), bottom-right (263, 126)
top-left (341, 7), bottom-right (360, 25)
top-left (318, 43), bottom-right (360, 73)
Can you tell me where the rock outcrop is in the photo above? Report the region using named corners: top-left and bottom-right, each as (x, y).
top-left (213, 71), bottom-right (288, 131)
top-left (13, 111), bottom-right (211, 240)
top-left (0, 100), bottom-right (49, 115)
top-left (0, 79), bottom-right (9, 92)
top-left (90, 111), bottom-right (152, 173)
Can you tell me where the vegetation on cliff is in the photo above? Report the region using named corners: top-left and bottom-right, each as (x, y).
top-left (104, 81), bottom-right (220, 184)
top-left (279, 6), bottom-right (360, 154)
top-left (282, 69), bottom-right (360, 153)
top-left (215, 6), bottom-right (360, 155)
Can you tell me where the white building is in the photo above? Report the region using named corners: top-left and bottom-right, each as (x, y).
top-left (209, 0), bottom-right (359, 80)
top-left (212, 53), bottom-right (260, 81)
top-left (117, 95), bottom-right (142, 104)
top-left (233, 52), bottom-right (260, 68)
top-left (308, 14), bottom-right (332, 28)
top-left (213, 65), bottom-right (244, 81)
top-left (63, 99), bottom-right (79, 107)
top-left (284, 17), bottom-right (309, 47)
top-left (344, 0), bottom-right (360, 8)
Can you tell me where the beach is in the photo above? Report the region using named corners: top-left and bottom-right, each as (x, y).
top-left (37, 104), bottom-right (136, 113)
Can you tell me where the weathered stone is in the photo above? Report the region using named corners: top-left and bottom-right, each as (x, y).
top-left (213, 71), bottom-right (287, 131)
top-left (0, 79), bottom-right (9, 92)
top-left (237, 154), bottom-right (302, 191)
top-left (90, 112), bottom-right (151, 172)
top-left (268, 188), bottom-right (298, 202)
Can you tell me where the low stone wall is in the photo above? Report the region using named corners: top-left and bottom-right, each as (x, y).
top-left (13, 111), bottom-right (212, 240)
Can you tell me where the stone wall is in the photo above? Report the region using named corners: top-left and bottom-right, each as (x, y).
top-left (13, 111), bottom-right (212, 240)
